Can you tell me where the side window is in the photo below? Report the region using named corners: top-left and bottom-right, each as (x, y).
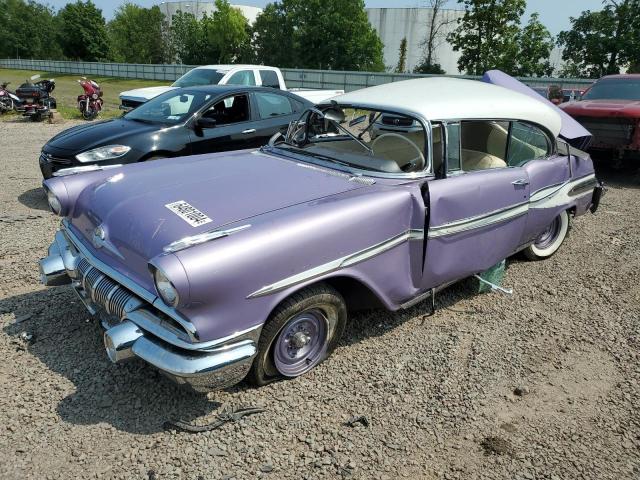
top-left (259, 70), bottom-right (281, 89)
top-left (202, 94), bottom-right (249, 125)
top-left (445, 123), bottom-right (461, 172)
top-left (226, 70), bottom-right (256, 86)
top-left (460, 121), bottom-right (509, 171)
top-left (507, 122), bottom-right (551, 167)
top-left (255, 92), bottom-right (293, 119)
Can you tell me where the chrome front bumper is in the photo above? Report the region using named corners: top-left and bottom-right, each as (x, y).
top-left (39, 227), bottom-right (259, 392)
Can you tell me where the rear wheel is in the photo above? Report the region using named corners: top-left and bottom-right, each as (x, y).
top-left (247, 283), bottom-right (347, 386)
top-left (523, 210), bottom-right (570, 260)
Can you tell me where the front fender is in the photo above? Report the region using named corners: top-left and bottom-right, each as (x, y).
top-left (172, 187), bottom-right (422, 342)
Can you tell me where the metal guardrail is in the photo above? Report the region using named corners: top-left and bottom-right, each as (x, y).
top-left (0, 58), bottom-right (594, 92)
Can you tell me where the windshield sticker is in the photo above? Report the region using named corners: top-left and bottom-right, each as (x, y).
top-left (165, 201), bottom-right (212, 227)
top-left (167, 115), bottom-right (180, 120)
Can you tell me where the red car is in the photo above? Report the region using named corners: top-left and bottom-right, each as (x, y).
top-left (560, 74), bottom-right (640, 162)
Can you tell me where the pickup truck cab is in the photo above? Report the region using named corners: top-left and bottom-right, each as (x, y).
top-left (119, 65), bottom-right (344, 111)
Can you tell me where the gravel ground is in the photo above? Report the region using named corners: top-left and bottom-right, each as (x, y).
top-left (0, 117), bottom-right (639, 480)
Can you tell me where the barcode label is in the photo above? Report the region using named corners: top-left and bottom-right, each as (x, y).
top-left (165, 200), bottom-right (212, 227)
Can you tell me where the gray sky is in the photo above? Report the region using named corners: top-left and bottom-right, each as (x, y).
top-left (44, 0), bottom-right (606, 36)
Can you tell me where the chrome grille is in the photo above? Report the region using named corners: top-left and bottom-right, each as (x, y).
top-left (575, 117), bottom-right (635, 146)
top-left (76, 257), bottom-right (139, 319)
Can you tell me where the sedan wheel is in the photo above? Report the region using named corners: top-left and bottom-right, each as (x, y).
top-left (247, 283), bottom-right (347, 386)
top-left (523, 210), bottom-right (570, 260)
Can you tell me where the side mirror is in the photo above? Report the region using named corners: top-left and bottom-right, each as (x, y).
top-left (196, 117), bottom-right (217, 129)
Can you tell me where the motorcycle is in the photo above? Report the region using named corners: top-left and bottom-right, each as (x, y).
top-left (0, 81), bottom-right (22, 114)
top-left (77, 77), bottom-right (103, 120)
top-left (15, 74), bottom-right (57, 121)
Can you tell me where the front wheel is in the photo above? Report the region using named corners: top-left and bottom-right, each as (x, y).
top-left (523, 210), bottom-right (570, 260)
top-left (247, 283), bottom-right (347, 386)
top-left (82, 109), bottom-right (97, 120)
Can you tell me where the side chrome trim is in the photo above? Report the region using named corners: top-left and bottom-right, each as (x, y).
top-left (163, 224), bottom-right (251, 253)
top-left (247, 229), bottom-right (424, 299)
top-left (428, 202), bottom-right (529, 239)
top-left (428, 174), bottom-right (597, 239)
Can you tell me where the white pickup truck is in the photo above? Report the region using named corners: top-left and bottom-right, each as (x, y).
top-left (119, 65), bottom-right (344, 110)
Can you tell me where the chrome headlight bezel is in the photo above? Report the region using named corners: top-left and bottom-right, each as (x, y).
top-left (153, 267), bottom-right (179, 308)
top-left (75, 145), bottom-right (131, 164)
top-left (46, 188), bottom-right (62, 215)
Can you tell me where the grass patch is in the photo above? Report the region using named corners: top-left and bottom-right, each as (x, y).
top-left (0, 68), bottom-right (169, 120)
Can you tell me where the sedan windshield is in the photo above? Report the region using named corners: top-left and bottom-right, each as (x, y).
top-left (273, 107), bottom-right (428, 174)
top-left (125, 90), bottom-right (213, 125)
top-left (172, 69), bottom-right (225, 88)
top-left (582, 78), bottom-right (640, 101)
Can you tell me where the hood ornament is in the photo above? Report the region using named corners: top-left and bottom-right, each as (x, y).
top-left (90, 225), bottom-right (125, 259)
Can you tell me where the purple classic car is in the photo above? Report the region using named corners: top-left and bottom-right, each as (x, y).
top-left (38, 72), bottom-right (603, 392)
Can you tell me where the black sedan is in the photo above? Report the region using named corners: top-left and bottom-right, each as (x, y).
top-left (39, 85), bottom-right (312, 178)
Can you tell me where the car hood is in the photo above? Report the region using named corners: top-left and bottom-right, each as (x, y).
top-left (559, 99), bottom-right (640, 119)
top-left (482, 70), bottom-right (592, 150)
top-left (119, 85), bottom-right (176, 102)
top-left (64, 150), bottom-right (364, 290)
top-left (45, 118), bottom-right (158, 153)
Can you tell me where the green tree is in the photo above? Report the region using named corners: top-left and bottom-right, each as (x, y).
top-left (253, 0), bottom-right (385, 71)
top-left (201, 0), bottom-right (250, 63)
top-left (0, 0), bottom-right (62, 59)
top-left (416, 0), bottom-right (454, 74)
top-left (56, 0), bottom-right (110, 61)
top-left (447, 0), bottom-right (525, 75)
top-left (169, 11), bottom-right (205, 64)
top-left (515, 13), bottom-right (554, 77)
top-left (169, 1), bottom-right (250, 65)
top-left (395, 38), bottom-right (408, 73)
top-left (108, 3), bottom-right (167, 64)
top-left (558, 0), bottom-right (640, 78)
top-left (252, 2), bottom-right (296, 67)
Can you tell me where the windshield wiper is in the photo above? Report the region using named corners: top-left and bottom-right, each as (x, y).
top-left (275, 145), bottom-right (352, 167)
top-left (127, 117), bottom-right (156, 124)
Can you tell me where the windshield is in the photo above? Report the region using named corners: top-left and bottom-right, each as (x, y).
top-left (273, 107), bottom-right (428, 174)
top-left (125, 89), bottom-right (213, 125)
top-left (172, 69), bottom-right (225, 88)
top-left (582, 78), bottom-right (640, 101)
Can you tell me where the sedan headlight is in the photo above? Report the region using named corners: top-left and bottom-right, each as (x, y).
top-left (75, 145), bottom-right (131, 163)
top-left (46, 189), bottom-right (62, 215)
top-left (154, 268), bottom-right (179, 307)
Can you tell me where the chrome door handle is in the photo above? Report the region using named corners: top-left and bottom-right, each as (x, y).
top-left (512, 178), bottom-right (530, 186)
top-left (241, 129), bottom-right (256, 134)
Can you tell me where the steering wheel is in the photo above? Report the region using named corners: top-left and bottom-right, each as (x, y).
top-left (371, 133), bottom-right (426, 172)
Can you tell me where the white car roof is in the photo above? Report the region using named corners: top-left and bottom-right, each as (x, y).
top-left (194, 64), bottom-right (277, 72)
top-left (330, 77), bottom-right (563, 138)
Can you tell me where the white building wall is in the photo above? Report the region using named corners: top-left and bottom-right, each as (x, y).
top-left (366, 8), bottom-right (464, 74)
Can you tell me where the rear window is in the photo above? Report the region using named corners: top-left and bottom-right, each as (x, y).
top-left (260, 70), bottom-right (281, 89)
top-left (255, 92), bottom-right (293, 118)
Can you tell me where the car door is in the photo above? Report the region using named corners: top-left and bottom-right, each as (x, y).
top-left (421, 121), bottom-right (531, 290)
top-left (249, 91), bottom-right (304, 147)
top-left (508, 121), bottom-right (570, 244)
top-left (189, 92), bottom-right (260, 154)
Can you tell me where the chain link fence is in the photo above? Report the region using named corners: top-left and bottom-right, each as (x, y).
top-left (0, 58), bottom-right (594, 92)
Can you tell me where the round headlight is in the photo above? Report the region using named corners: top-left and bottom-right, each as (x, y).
top-left (47, 189), bottom-right (62, 215)
top-left (154, 268), bottom-right (179, 307)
